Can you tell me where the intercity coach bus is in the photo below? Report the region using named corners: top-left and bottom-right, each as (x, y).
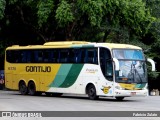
top-left (5, 41), bottom-right (155, 100)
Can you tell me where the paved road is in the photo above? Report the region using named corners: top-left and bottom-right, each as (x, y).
top-left (0, 90), bottom-right (160, 120)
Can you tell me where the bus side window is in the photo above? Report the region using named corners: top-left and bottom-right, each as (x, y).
top-left (6, 50), bottom-right (14, 63)
top-left (50, 49), bottom-right (57, 63)
top-left (21, 51), bottom-right (27, 63)
top-left (81, 49), bottom-right (86, 63)
top-left (68, 49), bottom-right (75, 63)
top-left (43, 50), bottom-right (50, 63)
top-left (34, 50), bottom-right (42, 63)
top-left (48, 50), bottom-right (54, 63)
top-left (59, 49), bottom-right (69, 63)
top-left (93, 49), bottom-right (98, 64)
top-left (88, 49), bottom-right (98, 64)
top-left (87, 50), bottom-right (94, 63)
top-left (75, 49), bottom-right (82, 63)
top-left (83, 48), bottom-right (98, 64)
top-left (14, 51), bottom-right (20, 63)
top-left (55, 50), bottom-right (59, 63)
top-left (26, 51), bottom-right (31, 63)
top-left (38, 51), bottom-right (43, 62)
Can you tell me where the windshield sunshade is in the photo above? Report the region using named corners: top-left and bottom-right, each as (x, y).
top-left (113, 49), bottom-right (144, 60)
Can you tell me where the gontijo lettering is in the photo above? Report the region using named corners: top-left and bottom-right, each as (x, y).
top-left (26, 66), bottom-right (51, 72)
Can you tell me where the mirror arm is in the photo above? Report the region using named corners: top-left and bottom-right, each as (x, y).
top-left (147, 58), bottom-right (156, 71)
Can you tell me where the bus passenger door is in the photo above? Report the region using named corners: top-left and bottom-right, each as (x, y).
top-left (99, 48), bottom-right (114, 96)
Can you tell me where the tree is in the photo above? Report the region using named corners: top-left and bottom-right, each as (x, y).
top-left (0, 0), bottom-right (6, 65)
top-left (0, 0), bottom-right (5, 19)
top-left (0, 0), bottom-right (154, 43)
top-left (144, 0), bottom-right (160, 68)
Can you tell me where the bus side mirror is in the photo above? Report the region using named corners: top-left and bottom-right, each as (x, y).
top-left (147, 58), bottom-right (156, 71)
top-left (113, 58), bottom-right (119, 71)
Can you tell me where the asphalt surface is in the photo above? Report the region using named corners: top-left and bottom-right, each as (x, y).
top-left (0, 90), bottom-right (160, 120)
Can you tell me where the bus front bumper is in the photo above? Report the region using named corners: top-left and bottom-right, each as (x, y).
top-left (114, 89), bottom-right (148, 97)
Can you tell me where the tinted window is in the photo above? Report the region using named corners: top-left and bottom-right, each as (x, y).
top-left (113, 49), bottom-right (144, 60)
top-left (6, 48), bottom-right (98, 64)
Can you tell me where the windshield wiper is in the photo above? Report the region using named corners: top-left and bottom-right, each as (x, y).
top-left (129, 62), bottom-right (143, 83)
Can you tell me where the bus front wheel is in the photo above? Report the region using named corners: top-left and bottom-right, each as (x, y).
top-left (87, 84), bottom-right (99, 100)
top-left (28, 81), bottom-right (36, 96)
top-left (19, 81), bottom-right (28, 95)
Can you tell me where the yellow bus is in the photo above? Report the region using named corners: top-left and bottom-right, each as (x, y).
top-left (5, 41), bottom-right (155, 100)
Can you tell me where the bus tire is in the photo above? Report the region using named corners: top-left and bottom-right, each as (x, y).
top-left (28, 81), bottom-right (36, 96)
top-left (87, 84), bottom-right (99, 100)
top-left (19, 81), bottom-right (28, 95)
top-left (115, 97), bottom-right (124, 101)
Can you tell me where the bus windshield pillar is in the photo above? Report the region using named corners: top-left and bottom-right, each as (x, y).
top-left (113, 58), bottom-right (119, 71)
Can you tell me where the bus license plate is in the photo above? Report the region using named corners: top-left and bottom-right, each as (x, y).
top-left (131, 92), bottom-right (136, 96)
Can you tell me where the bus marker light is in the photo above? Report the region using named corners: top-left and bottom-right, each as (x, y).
top-left (122, 78), bottom-right (128, 81)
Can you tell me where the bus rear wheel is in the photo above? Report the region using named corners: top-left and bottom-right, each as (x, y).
top-left (19, 81), bottom-right (28, 95)
top-left (87, 85), bottom-right (99, 100)
top-left (28, 81), bottom-right (36, 96)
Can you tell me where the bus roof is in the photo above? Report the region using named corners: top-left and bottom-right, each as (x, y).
top-left (44, 41), bottom-right (90, 46)
top-left (97, 43), bottom-right (142, 50)
top-left (6, 41), bottom-right (142, 50)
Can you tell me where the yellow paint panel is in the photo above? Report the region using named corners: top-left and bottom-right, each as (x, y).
top-left (5, 62), bottom-right (61, 92)
top-left (119, 83), bottom-right (135, 90)
top-left (40, 64), bottom-right (61, 91)
top-left (5, 74), bottom-right (13, 89)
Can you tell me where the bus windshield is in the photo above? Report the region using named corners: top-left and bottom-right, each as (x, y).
top-left (113, 49), bottom-right (145, 60)
top-left (113, 49), bottom-right (147, 83)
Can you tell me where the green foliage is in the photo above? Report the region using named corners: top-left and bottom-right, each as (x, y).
top-left (147, 65), bottom-right (159, 80)
top-left (9, 0), bottom-right (18, 4)
top-left (1, 0), bottom-right (154, 42)
top-left (77, 0), bottom-right (107, 26)
top-left (0, 0), bottom-right (159, 87)
top-left (144, 1), bottom-right (160, 79)
top-left (106, 0), bottom-right (154, 35)
top-left (145, 0), bottom-right (160, 18)
top-left (56, 0), bottom-right (74, 27)
top-left (37, 0), bottom-right (54, 27)
top-left (0, 0), bottom-right (6, 19)
top-left (146, 0), bottom-right (160, 39)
